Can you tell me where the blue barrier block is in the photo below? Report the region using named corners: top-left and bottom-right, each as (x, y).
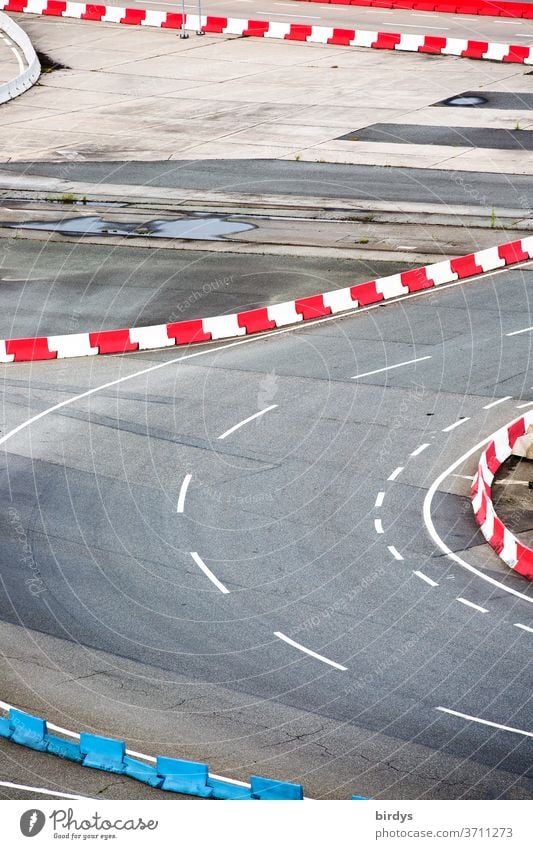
top-left (250, 775), bottom-right (303, 800)
top-left (46, 734), bottom-right (83, 763)
top-left (0, 717), bottom-right (12, 739)
top-left (123, 755), bottom-right (163, 789)
top-left (156, 756), bottom-right (213, 798)
top-left (352, 795), bottom-right (369, 800)
top-left (207, 777), bottom-right (252, 800)
top-left (9, 709), bottom-right (47, 751)
top-left (80, 733), bottom-right (125, 773)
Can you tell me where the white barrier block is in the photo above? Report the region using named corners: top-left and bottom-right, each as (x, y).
top-left (474, 246), bottom-right (505, 273)
top-left (322, 287), bottom-right (356, 315)
top-left (267, 301), bottom-right (302, 328)
top-left (480, 502), bottom-right (495, 542)
top-left (0, 341), bottom-right (14, 364)
top-left (479, 451), bottom-right (494, 486)
top-left (64, 1), bottom-right (85, 18)
top-left (350, 31), bottom-right (377, 48)
top-left (307, 26), bottom-right (333, 44)
top-left (186, 15), bottom-right (206, 32)
top-left (524, 50), bottom-right (533, 65)
top-left (48, 333), bottom-right (98, 359)
top-left (375, 274), bottom-right (408, 300)
top-left (521, 236), bottom-right (533, 258)
top-left (395, 34), bottom-right (425, 52)
top-left (482, 43), bottom-right (509, 62)
top-left (223, 18), bottom-right (247, 35)
top-left (441, 38), bottom-right (468, 56)
top-left (102, 7), bottom-right (124, 24)
top-left (425, 260), bottom-right (458, 287)
top-left (142, 10), bottom-right (167, 27)
top-left (203, 315), bottom-right (246, 340)
top-left (500, 528), bottom-right (518, 567)
top-left (493, 428), bottom-right (512, 464)
top-left (264, 22), bottom-right (292, 39)
top-left (25, 0), bottom-right (49, 13)
top-left (472, 483), bottom-right (484, 516)
top-left (129, 324), bottom-right (175, 351)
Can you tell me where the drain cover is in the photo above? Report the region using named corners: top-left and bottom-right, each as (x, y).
top-left (442, 94), bottom-right (488, 107)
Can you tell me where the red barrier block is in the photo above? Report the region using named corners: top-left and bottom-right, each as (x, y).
top-left (419, 35), bottom-right (447, 53)
top-left (476, 491), bottom-right (488, 526)
top-left (489, 517), bottom-right (505, 554)
top-left (503, 45), bottom-right (531, 63)
top-left (450, 254), bottom-right (483, 279)
top-left (237, 309), bottom-right (276, 335)
top-left (2, 1), bottom-right (29, 10)
top-left (508, 417), bottom-right (526, 448)
top-left (484, 441), bottom-right (501, 475)
top-left (498, 240), bottom-right (530, 264)
top-left (167, 320), bottom-right (211, 345)
top-left (416, 2), bottom-right (438, 7)
top-left (478, 5), bottom-right (497, 13)
top-left (370, 0), bottom-right (394, 7)
top-left (328, 28), bottom-right (355, 45)
top-left (243, 20), bottom-right (270, 36)
top-left (81, 4), bottom-right (106, 21)
top-left (88, 329), bottom-right (138, 355)
top-left (462, 40), bottom-right (489, 58)
top-left (459, 4), bottom-right (482, 12)
top-left (522, 7), bottom-right (533, 17)
top-left (391, 1), bottom-right (419, 8)
top-left (372, 32), bottom-right (402, 49)
top-left (286, 25), bottom-right (313, 41)
top-left (400, 267), bottom-right (434, 292)
top-left (161, 13), bottom-right (184, 29)
top-left (514, 544), bottom-right (533, 580)
top-left (43, 1), bottom-right (67, 16)
top-left (435, 3), bottom-right (458, 10)
top-left (203, 17), bottom-right (228, 32)
top-left (350, 281), bottom-right (383, 306)
top-left (5, 337), bottom-right (57, 362)
top-left (120, 8), bottom-right (146, 25)
top-left (294, 295), bottom-right (331, 320)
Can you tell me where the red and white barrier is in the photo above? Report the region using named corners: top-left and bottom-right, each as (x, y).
top-left (471, 412), bottom-right (533, 581)
top-left (1, 237), bottom-right (532, 363)
top-left (1, 0), bottom-right (533, 65)
top-left (297, 0), bottom-right (533, 21)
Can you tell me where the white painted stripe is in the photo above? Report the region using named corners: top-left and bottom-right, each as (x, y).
top-left (374, 518), bottom-right (384, 534)
top-left (274, 632), bottom-right (347, 671)
top-left (516, 401), bottom-right (533, 409)
top-left (190, 551), bottom-right (229, 594)
top-left (388, 466), bottom-right (404, 481)
top-left (451, 474), bottom-right (474, 481)
top-left (410, 443), bottom-right (430, 457)
top-left (388, 545), bottom-right (403, 561)
top-left (0, 780), bottom-right (88, 800)
top-left (177, 473), bottom-right (192, 514)
top-left (436, 707), bottom-right (533, 738)
top-left (374, 491), bottom-right (385, 508)
top-left (351, 355), bottom-right (431, 380)
top-left (218, 404), bottom-right (277, 440)
top-left (442, 417), bottom-right (470, 433)
top-left (507, 325), bottom-right (533, 337)
top-left (483, 397), bottom-right (512, 409)
top-left (457, 597), bottom-right (488, 613)
top-left (514, 622), bottom-right (533, 634)
top-left (413, 570), bottom-right (438, 587)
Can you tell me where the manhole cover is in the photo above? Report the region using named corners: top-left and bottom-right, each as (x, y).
top-left (441, 94), bottom-right (488, 107)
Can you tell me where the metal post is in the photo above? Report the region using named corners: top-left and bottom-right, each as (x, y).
top-left (196, 0), bottom-right (205, 35)
top-left (180, 0), bottom-right (189, 38)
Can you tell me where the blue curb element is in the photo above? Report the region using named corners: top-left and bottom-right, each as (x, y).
top-left (0, 716), bottom-right (11, 738)
top-left (207, 777), bottom-right (252, 800)
top-left (352, 795), bottom-right (369, 800)
top-left (46, 734), bottom-right (83, 763)
top-left (157, 756), bottom-right (213, 798)
top-left (9, 708), bottom-right (47, 751)
top-left (80, 732), bottom-right (126, 773)
top-left (250, 776), bottom-right (304, 800)
top-left (124, 755), bottom-right (163, 789)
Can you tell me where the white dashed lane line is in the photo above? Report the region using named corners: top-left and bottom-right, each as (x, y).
top-left (274, 632), bottom-right (347, 671)
top-left (442, 417), bottom-right (470, 433)
top-left (217, 404), bottom-right (277, 440)
top-left (506, 325), bottom-right (533, 337)
top-left (410, 443), bottom-right (430, 457)
top-left (190, 552), bottom-right (229, 594)
top-left (374, 519), bottom-right (384, 534)
top-left (388, 466), bottom-right (404, 481)
top-left (374, 491), bottom-right (385, 508)
top-left (176, 473), bottom-right (192, 513)
top-left (388, 545), bottom-right (404, 561)
top-left (436, 707), bottom-right (533, 739)
top-left (413, 570), bottom-right (438, 588)
top-left (514, 623), bottom-right (533, 634)
top-left (516, 401), bottom-right (533, 409)
top-left (351, 355), bottom-right (431, 381)
top-left (457, 597), bottom-right (489, 614)
top-left (483, 397), bottom-right (512, 409)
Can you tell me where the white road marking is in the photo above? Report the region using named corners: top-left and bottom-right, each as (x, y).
top-left (402, 24), bottom-right (449, 29)
top-left (422, 434), bottom-right (533, 604)
top-left (0, 780), bottom-right (89, 799)
top-left (451, 473), bottom-right (474, 481)
top-left (351, 355), bottom-right (431, 380)
top-left (436, 707), bottom-right (533, 739)
top-left (457, 597), bottom-right (488, 613)
top-left (388, 466), bottom-right (404, 481)
top-left (176, 473), bottom-right (192, 513)
top-left (514, 622), bottom-right (533, 634)
top-left (507, 324), bottom-right (533, 337)
top-left (274, 632), bottom-right (347, 671)
top-left (442, 417), bottom-right (470, 433)
top-left (483, 396), bottom-right (512, 409)
top-left (388, 545), bottom-right (404, 561)
top-left (258, 10), bottom-right (320, 17)
top-left (516, 401), bottom-right (533, 409)
top-left (374, 518), bottom-right (384, 534)
top-left (414, 570), bottom-right (438, 587)
top-left (217, 404), bottom-right (277, 440)
top-left (374, 491), bottom-right (385, 508)
top-left (190, 552), bottom-right (229, 594)
top-left (410, 443), bottom-right (430, 457)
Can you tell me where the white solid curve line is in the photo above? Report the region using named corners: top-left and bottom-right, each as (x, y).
top-left (388, 545), bottom-right (404, 561)
top-left (190, 552), bottom-right (229, 594)
top-left (274, 632), bottom-right (347, 671)
top-left (374, 518), bottom-right (384, 534)
top-left (506, 325), bottom-right (533, 337)
top-left (0, 780), bottom-right (89, 800)
top-left (442, 417), bottom-right (470, 433)
top-left (388, 466), bottom-right (404, 482)
top-left (514, 622), bottom-right (533, 634)
top-left (413, 570), bottom-right (438, 587)
top-left (422, 430), bottom-right (533, 604)
top-left (410, 443), bottom-right (430, 457)
top-left (176, 473), bottom-right (192, 513)
top-left (375, 491), bottom-right (385, 508)
top-left (483, 396), bottom-right (512, 409)
top-left (351, 355), bottom-right (431, 380)
top-left (436, 707), bottom-right (533, 739)
top-left (457, 597), bottom-right (488, 613)
top-left (217, 404), bottom-right (277, 440)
